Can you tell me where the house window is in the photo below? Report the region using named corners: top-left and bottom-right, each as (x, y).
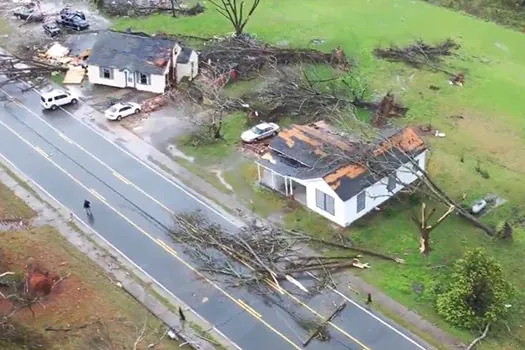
top-left (356, 191), bottom-right (366, 213)
top-left (387, 175), bottom-right (396, 192)
top-left (315, 189), bottom-right (335, 215)
top-left (138, 73), bottom-right (150, 85)
top-left (100, 67), bottom-right (113, 79)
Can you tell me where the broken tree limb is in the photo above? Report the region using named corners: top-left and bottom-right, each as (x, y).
top-left (466, 323), bottom-right (490, 350)
top-left (286, 230), bottom-right (405, 264)
top-left (374, 39), bottom-right (459, 74)
top-left (303, 303), bottom-right (347, 347)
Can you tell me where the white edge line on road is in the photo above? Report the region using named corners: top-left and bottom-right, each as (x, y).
top-left (4, 84), bottom-right (239, 228)
top-left (4, 82), bottom-right (425, 349)
top-left (304, 272), bottom-right (427, 350)
top-left (0, 150), bottom-right (242, 350)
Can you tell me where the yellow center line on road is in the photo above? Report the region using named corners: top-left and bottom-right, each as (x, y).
top-left (58, 132), bottom-right (73, 144)
top-left (264, 279), bottom-right (371, 350)
top-left (1, 94), bottom-right (376, 349)
top-left (113, 171), bottom-right (131, 185)
top-left (0, 118), bottom-right (303, 350)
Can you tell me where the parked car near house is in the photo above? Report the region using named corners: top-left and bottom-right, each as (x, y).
top-left (241, 122), bottom-right (280, 143)
top-left (40, 89), bottom-right (78, 110)
top-left (13, 4), bottom-right (43, 22)
top-left (56, 8), bottom-right (89, 31)
top-left (104, 102), bottom-right (141, 121)
top-left (43, 22), bottom-right (61, 37)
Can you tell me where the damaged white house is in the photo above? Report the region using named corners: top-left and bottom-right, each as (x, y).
top-left (87, 30), bottom-right (198, 94)
top-left (256, 121), bottom-right (428, 227)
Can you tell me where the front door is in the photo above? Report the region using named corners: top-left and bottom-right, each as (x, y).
top-left (125, 71), bottom-right (134, 87)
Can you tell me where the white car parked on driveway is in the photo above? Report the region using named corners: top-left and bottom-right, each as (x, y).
top-left (40, 89), bottom-right (78, 110)
top-left (241, 122), bottom-right (280, 143)
top-left (104, 102), bottom-right (141, 121)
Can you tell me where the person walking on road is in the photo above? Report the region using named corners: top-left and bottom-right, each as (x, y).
top-left (83, 199), bottom-right (92, 216)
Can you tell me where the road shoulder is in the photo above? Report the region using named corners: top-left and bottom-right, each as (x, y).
top-left (0, 154), bottom-right (233, 350)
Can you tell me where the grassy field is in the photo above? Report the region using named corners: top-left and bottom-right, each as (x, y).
top-left (114, 1), bottom-right (525, 348)
top-left (0, 182), bottom-right (185, 349)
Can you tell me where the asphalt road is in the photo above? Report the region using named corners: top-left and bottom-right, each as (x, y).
top-left (0, 81), bottom-right (429, 350)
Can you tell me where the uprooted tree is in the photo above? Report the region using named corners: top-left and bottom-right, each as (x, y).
top-left (208, 0), bottom-right (261, 36)
top-left (0, 53), bottom-right (66, 91)
top-left (301, 110), bottom-right (497, 253)
top-left (436, 249), bottom-right (515, 348)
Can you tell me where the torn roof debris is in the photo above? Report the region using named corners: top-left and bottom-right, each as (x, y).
top-left (257, 121), bottom-right (427, 201)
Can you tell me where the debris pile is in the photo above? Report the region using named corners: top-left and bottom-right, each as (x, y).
top-left (0, 53), bottom-right (67, 89)
top-left (141, 95), bottom-right (167, 113)
top-left (373, 39), bottom-right (460, 71)
top-left (201, 36), bottom-right (349, 77)
top-left (240, 69), bottom-right (357, 121)
top-left (171, 213), bottom-right (403, 294)
top-left (371, 92), bottom-right (407, 127)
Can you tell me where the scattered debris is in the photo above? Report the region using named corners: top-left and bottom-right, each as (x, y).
top-left (303, 303), bottom-right (346, 346)
top-left (62, 66), bottom-right (86, 84)
top-left (0, 53), bottom-right (67, 89)
top-left (0, 218), bottom-right (27, 232)
top-left (45, 42), bottom-right (70, 60)
top-left (170, 213), bottom-right (401, 294)
top-left (450, 72), bottom-right (465, 86)
top-left (201, 36), bottom-right (349, 78)
top-left (371, 92), bottom-right (407, 127)
top-left (141, 95), bottom-right (167, 113)
top-left (374, 39), bottom-right (459, 72)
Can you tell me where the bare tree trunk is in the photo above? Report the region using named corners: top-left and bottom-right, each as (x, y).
top-left (411, 203), bottom-right (454, 255)
top-left (170, 0), bottom-right (179, 17)
top-left (466, 323), bottom-right (490, 350)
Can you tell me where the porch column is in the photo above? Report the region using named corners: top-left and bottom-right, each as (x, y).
top-left (257, 164), bottom-right (261, 183)
top-left (284, 177), bottom-right (289, 196)
top-left (289, 178), bottom-right (294, 195)
top-left (271, 170), bottom-right (276, 189)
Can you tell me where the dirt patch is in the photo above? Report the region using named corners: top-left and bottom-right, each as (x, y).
top-left (0, 226), bottom-right (181, 349)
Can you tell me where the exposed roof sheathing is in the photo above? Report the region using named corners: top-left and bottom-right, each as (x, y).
top-left (260, 121), bottom-right (427, 201)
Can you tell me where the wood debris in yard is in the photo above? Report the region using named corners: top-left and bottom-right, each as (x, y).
top-left (374, 39), bottom-right (460, 72)
top-left (141, 95), bottom-right (167, 113)
top-left (62, 66), bottom-right (86, 84)
top-left (44, 42), bottom-right (70, 60)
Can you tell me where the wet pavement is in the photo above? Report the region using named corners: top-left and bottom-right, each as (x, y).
top-left (0, 80), bottom-right (430, 350)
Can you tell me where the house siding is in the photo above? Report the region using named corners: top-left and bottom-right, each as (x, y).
top-left (87, 65), bottom-right (167, 94)
top-left (176, 51), bottom-right (199, 83)
top-left (342, 150), bottom-right (428, 225)
top-left (88, 66), bottom-right (126, 89)
top-left (295, 178), bottom-right (347, 226)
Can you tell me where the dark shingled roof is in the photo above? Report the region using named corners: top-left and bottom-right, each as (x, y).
top-left (176, 47), bottom-right (193, 64)
top-left (256, 121), bottom-right (427, 201)
top-left (88, 31), bottom-right (175, 75)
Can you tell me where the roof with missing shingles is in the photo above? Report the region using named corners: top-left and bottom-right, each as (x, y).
top-left (257, 121), bottom-right (426, 201)
top-left (88, 31), bottom-right (176, 75)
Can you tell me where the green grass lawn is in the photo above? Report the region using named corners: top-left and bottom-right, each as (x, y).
top-left (114, 1), bottom-right (525, 347)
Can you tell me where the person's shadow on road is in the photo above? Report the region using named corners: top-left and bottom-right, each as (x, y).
top-left (87, 212), bottom-right (95, 225)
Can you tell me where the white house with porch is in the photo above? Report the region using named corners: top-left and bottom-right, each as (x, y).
top-left (256, 121), bottom-right (428, 227)
top-left (87, 31), bottom-right (199, 94)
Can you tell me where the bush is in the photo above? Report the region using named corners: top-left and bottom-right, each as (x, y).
top-left (436, 248), bottom-right (515, 329)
